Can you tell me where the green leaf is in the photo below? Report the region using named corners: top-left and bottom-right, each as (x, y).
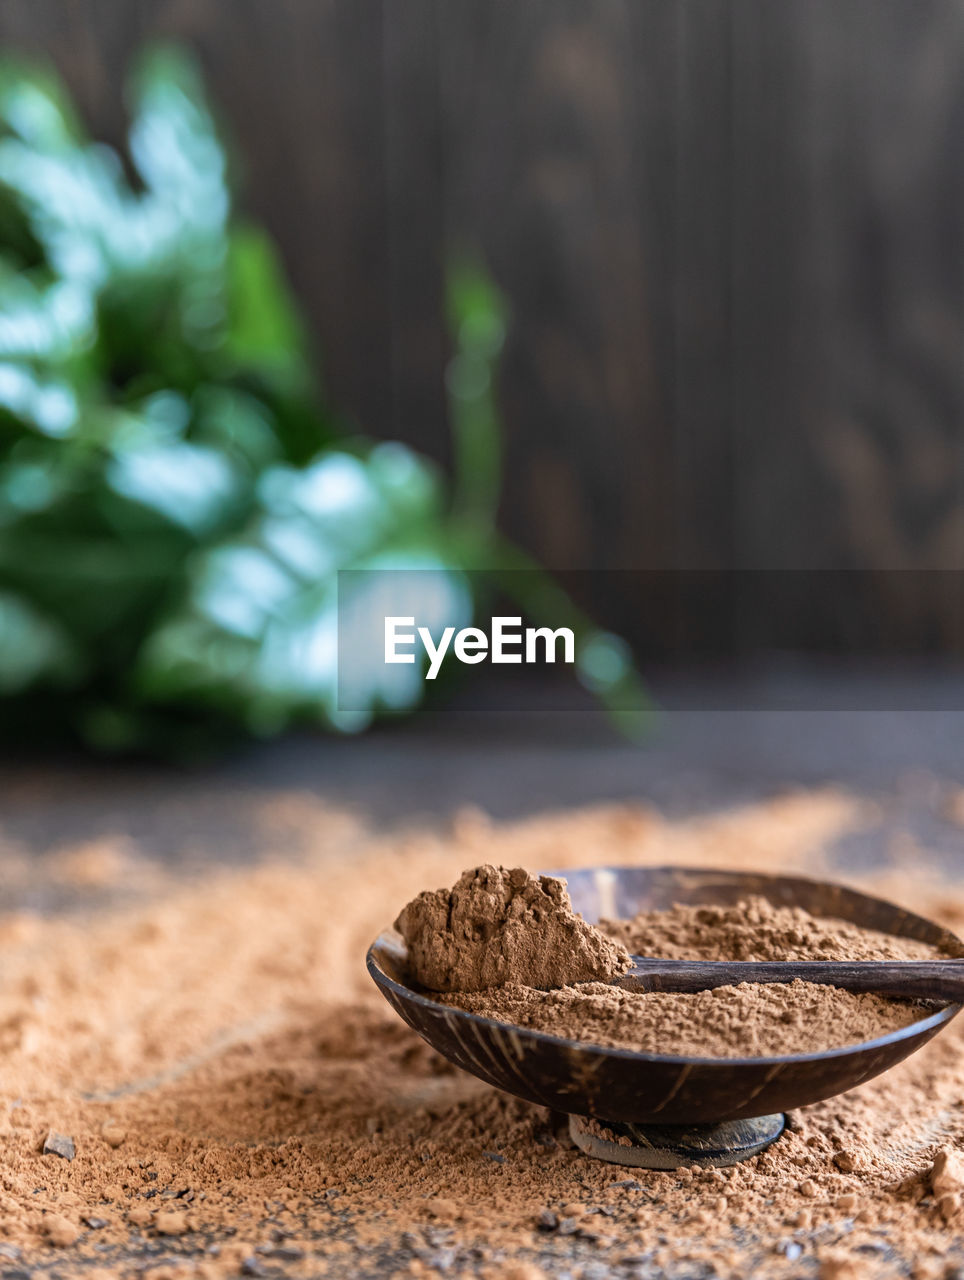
top-left (127, 45), bottom-right (228, 240)
top-left (445, 256), bottom-right (508, 533)
top-left (0, 361), bottom-right (78, 436)
top-left (225, 224), bottom-right (308, 374)
top-left (106, 438), bottom-right (247, 537)
top-left (0, 63), bottom-right (84, 149)
top-left (0, 589), bottom-right (82, 692)
top-left (0, 271), bottom-right (94, 361)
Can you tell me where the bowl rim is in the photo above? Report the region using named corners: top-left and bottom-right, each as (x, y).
top-left (367, 864), bottom-right (963, 1068)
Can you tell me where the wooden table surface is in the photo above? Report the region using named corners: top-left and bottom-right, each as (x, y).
top-left (1, 669), bottom-right (963, 1276)
top-left (2, 670), bottom-right (964, 894)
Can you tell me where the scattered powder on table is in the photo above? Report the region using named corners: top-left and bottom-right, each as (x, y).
top-left (444, 978), bottom-right (924, 1057)
top-left (3, 789), bottom-right (964, 1278)
top-left (394, 863), bottom-right (629, 992)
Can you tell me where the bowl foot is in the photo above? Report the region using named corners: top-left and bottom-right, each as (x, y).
top-left (569, 1112), bottom-right (785, 1169)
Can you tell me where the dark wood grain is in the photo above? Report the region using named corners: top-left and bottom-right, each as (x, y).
top-left (729, 1), bottom-right (964, 651)
top-left (383, 1), bottom-right (450, 466)
top-left (2, 1), bottom-right (963, 653)
top-left (438, 0), bottom-right (675, 580)
top-left (670, 1), bottom-right (735, 575)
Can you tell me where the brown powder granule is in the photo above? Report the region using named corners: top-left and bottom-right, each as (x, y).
top-left (603, 893), bottom-right (944, 961)
top-left (394, 863), bottom-right (630, 992)
top-left (442, 978), bottom-right (924, 1057)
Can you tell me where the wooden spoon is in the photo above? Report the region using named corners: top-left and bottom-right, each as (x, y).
top-left (614, 956), bottom-right (964, 1002)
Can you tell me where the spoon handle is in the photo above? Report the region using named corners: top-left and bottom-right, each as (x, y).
top-left (615, 957), bottom-right (964, 1002)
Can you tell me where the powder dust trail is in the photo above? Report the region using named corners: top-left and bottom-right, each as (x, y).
top-left (81, 1012), bottom-right (286, 1102)
top-left (0, 789), bottom-right (961, 1278)
top-left (875, 1110), bottom-right (964, 1178)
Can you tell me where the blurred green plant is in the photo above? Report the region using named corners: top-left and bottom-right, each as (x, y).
top-left (0, 47), bottom-right (648, 756)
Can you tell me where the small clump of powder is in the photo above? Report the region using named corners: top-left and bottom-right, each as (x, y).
top-left (602, 894), bottom-right (946, 961)
top-left (394, 863), bottom-right (630, 992)
top-left (443, 978), bottom-right (924, 1057)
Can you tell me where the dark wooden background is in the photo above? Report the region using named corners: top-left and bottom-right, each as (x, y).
top-left (3, 0), bottom-right (964, 654)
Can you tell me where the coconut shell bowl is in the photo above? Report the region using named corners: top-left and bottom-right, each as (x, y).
top-left (367, 866), bottom-right (963, 1167)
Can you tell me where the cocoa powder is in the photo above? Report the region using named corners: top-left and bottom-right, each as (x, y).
top-left (395, 863), bottom-right (629, 992)
top-left (0, 790), bottom-right (963, 1278)
top-left (439, 892), bottom-right (940, 1057)
top-left (603, 894), bottom-right (945, 962)
top-left (444, 979), bottom-right (924, 1058)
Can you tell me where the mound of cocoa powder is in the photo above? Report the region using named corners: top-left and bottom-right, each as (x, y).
top-left (394, 863), bottom-right (630, 992)
top-left (602, 894), bottom-right (947, 962)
